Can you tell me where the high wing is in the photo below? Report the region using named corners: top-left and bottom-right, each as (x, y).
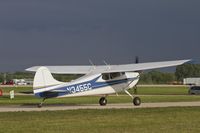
top-left (26, 59), bottom-right (191, 74)
top-left (26, 66), bottom-right (93, 74)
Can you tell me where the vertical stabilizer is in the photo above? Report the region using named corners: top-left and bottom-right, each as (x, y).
top-left (33, 67), bottom-right (63, 91)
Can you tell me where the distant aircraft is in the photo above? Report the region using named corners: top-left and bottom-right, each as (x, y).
top-left (26, 59), bottom-right (190, 107)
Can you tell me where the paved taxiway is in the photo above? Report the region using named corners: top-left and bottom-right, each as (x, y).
top-left (0, 101), bottom-right (200, 112)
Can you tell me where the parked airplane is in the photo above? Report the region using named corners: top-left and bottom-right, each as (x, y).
top-left (26, 59), bottom-right (190, 107)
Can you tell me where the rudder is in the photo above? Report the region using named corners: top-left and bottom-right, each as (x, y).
top-left (33, 67), bottom-right (63, 92)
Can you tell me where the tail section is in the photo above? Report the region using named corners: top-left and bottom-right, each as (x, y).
top-left (33, 67), bottom-right (63, 93)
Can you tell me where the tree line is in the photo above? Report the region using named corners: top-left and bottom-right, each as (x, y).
top-left (0, 64), bottom-right (200, 84)
top-left (140, 64), bottom-right (200, 84)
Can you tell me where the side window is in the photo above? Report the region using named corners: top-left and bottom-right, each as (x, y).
top-left (110, 73), bottom-right (121, 79)
top-left (121, 72), bottom-right (125, 75)
top-left (102, 74), bottom-right (110, 80)
top-left (102, 72), bottom-right (124, 80)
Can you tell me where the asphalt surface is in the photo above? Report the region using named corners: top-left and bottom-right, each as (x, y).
top-left (0, 101), bottom-right (200, 112)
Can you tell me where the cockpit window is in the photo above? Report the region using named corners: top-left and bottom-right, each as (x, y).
top-left (121, 72), bottom-right (125, 75)
top-left (102, 74), bottom-right (110, 80)
top-left (110, 72), bottom-right (121, 79)
top-left (102, 72), bottom-right (124, 80)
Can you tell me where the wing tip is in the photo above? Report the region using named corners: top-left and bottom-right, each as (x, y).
top-left (183, 59), bottom-right (194, 64)
top-left (25, 66), bottom-right (41, 72)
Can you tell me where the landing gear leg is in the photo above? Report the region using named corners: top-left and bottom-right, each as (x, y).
top-left (38, 98), bottom-right (46, 108)
top-left (124, 90), bottom-right (141, 106)
top-left (134, 85), bottom-right (138, 94)
top-left (99, 96), bottom-right (107, 106)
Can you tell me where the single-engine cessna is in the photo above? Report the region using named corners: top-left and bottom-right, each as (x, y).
top-left (26, 59), bottom-right (190, 107)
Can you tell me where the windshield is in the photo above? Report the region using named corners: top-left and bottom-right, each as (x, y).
top-left (102, 72), bottom-right (125, 80)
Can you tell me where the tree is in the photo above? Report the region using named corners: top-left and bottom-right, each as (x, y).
top-left (175, 64), bottom-right (200, 81)
top-left (139, 70), bottom-right (175, 84)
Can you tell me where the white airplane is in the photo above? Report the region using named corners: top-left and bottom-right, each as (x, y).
top-left (26, 59), bottom-right (190, 107)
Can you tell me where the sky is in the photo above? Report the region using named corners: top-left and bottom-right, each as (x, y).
top-left (0, 0), bottom-right (199, 72)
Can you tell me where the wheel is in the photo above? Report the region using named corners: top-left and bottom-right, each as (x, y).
top-left (99, 97), bottom-right (107, 106)
top-left (133, 97), bottom-right (141, 106)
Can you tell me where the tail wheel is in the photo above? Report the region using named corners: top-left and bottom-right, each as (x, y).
top-left (37, 104), bottom-right (42, 108)
top-left (99, 97), bottom-right (107, 106)
top-left (133, 97), bottom-right (141, 106)
top-left (37, 98), bottom-right (46, 108)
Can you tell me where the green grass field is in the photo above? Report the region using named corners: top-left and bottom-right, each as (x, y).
top-left (0, 86), bottom-right (32, 93)
top-left (1, 86), bottom-right (200, 133)
top-left (1, 95), bottom-right (200, 105)
top-left (0, 107), bottom-right (200, 133)
top-left (133, 86), bottom-right (189, 95)
top-left (0, 86), bottom-right (189, 95)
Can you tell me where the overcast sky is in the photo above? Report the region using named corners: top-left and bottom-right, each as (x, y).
top-left (0, 0), bottom-right (199, 72)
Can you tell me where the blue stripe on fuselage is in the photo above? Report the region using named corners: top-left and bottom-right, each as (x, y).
top-left (35, 76), bottom-right (138, 98)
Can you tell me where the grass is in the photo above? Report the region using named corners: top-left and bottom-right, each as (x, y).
top-left (0, 86), bottom-right (189, 94)
top-left (0, 95), bottom-right (200, 105)
top-left (0, 107), bottom-right (200, 133)
top-left (132, 86), bottom-right (189, 95)
top-left (0, 86), bottom-right (32, 93)
top-left (0, 86), bottom-right (199, 133)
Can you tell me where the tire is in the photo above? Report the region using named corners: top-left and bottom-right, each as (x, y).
top-left (133, 97), bottom-right (141, 106)
top-left (99, 97), bottom-right (107, 106)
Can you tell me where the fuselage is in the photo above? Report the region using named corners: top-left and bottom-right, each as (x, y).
top-left (34, 72), bottom-right (140, 99)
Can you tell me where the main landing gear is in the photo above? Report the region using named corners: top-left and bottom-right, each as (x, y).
top-left (133, 97), bottom-right (141, 106)
top-left (98, 90), bottom-right (141, 106)
top-left (99, 97), bottom-right (107, 106)
top-left (124, 90), bottom-right (141, 106)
